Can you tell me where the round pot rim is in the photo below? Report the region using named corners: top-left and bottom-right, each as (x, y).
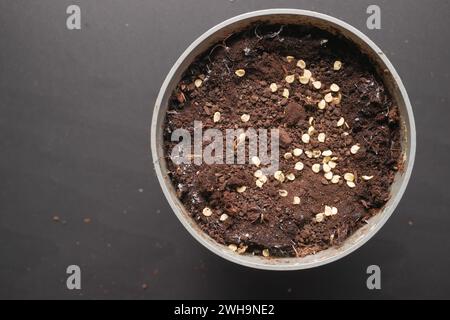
top-left (151, 8), bottom-right (416, 270)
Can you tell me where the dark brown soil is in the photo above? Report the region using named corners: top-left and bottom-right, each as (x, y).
top-left (163, 24), bottom-right (402, 257)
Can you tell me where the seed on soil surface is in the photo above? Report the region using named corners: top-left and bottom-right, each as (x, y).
top-left (309, 117), bottom-right (314, 125)
top-left (346, 181), bottom-right (356, 188)
top-left (236, 186), bottom-right (247, 193)
top-left (254, 170), bottom-right (263, 178)
top-left (332, 207), bottom-right (338, 215)
top-left (220, 213), bottom-right (229, 221)
top-left (312, 149), bottom-right (322, 158)
top-left (213, 112), bottom-right (221, 123)
top-left (194, 79), bottom-right (203, 88)
top-left (318, 133), bottom-right (326, 142)
top-left (324, 205), bottom-right (333, 216)
top-left (323, 163), bottom-right (331, 173)
top-left (362, 175), bottom-right (374, 180)
top-left (259, 175), bottom-right (268, 183)
top-left (241, 114), bottom-right (250, 122)
top-left (350, 144), bottom-right (360, 154)
top-left (322, 150), bottom-right (332, 157)
top-left (308, 126), bottom-right (315, 135)
top-left (303, 69), bottom-right (312, 78)
top-left (228, 244), bottom-right (238, 251)
top-left (293, 148), bottom-right (303, 156)
top-left (331, 175), bottom-right (340, 184)
top-left (299, 76), bottom-right (309, 84)
top-left (344, 172), bottom-right (355, 182)
top-left (328, 161), bottom-right (337, 169)
top-left (324, 171), bottom-right (333, 180)
top-left (297, 59), bottom-right (306, 69)
top-left (337, 117), bottom-right (345, 127)
top-left (256, 180), bottom-right (264, 188)
top-left (237, 245), bottom-right (248, 254)
top-left (294, 161), bottom-right (304, 171)
top-left (315, 213), bottom-right (325, 222)
top-left (293, 196), bottom-right (301, 205)
top-left (278, 189), bottom-right (288, 197)
top-left (312, 163), bottom-right (321, 173)
top-left (333, 60), bottom-right (342, 71)
top-left (284, 152), bottom-right (293, 159)
top-left (282, 88), bottom-right (290, 98)
top-left (302, 133), bottom-right (310, 143)
top-left (330, 83), bottom-right (340, 92)
top-left (202, 207), bottom-right (213, 217)
top-left (251, 156), bottom-right (261, 167)
top-left (262, 248), bottom-right (270, 257)
top-left (286, 173), bottom-right (296, 181)
top-left (285, 75), bottom-right (295, 83)
top-left (274, 171), bottom-right (285, 183)
top-left (270, 83), bottom-right (278, 92)
top-left (305, 150), bottom-right (313, 158)
top-left (312, 81), bottom-right (322, 89)
top-left (286, 56), bottom-right (295, 63)
top-left (235, 69), bottom-right (245, 77)
top-left (318, 99), bottom-right (326, 109)
top-left (324, 93), bottom-right (333, 103)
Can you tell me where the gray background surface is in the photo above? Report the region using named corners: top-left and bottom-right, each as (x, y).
top-left (0, 0), bottom-right (449, 299)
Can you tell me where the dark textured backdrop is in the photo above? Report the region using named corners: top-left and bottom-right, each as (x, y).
top-left (0, 0), bottom-right (449, 299)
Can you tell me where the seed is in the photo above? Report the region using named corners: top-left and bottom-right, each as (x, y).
top-left (286, 56), bottom-right (295, 63)
top-left (293, 196), bottom-right (301, 205)
top-left (350, 144), bottom-right (360, 154)
top-left (315, 213), bottom-right (325, 222)
top-left (362, 175), bottom-right (374, 180)
top-left (318, 99), bottom-right (326, 109)
top-left (220, 213), bottom-right (229, 221)
top-left (324, 93), bottom-right (333, 103)
top-left (324, 171), bottom-right (333, 180)
top-left (309, 117), bottom-right (314, 125)
top-left (323, 163), bottom-right (331, 173)
top-left (285, 75), bottom-right (295, 83)
top-left (302, 133), bottom-right (310, 143)
top-left (237, 132), bottom-right (246, 145)
top-left (322, 150), bottom-right (332, 157)
top-left (286, 173), bottom-right (296, 181)
top-left (331, 175), bottom-right (340, 184)
top-left (274, 171), bottom-right (285, 183)
top-left (344, 173), bottom-right (355, 182)
top-left (299, 75), bottom-right (309, 84)
top-left (346, 181), bottom-right (356, 188)
top-left (308, 126), bottom-right (315, 135)
top-left (324, 205), bottom-right (333, 216)
top-left (284, 152), bottom-right (293, 159)
top-left (294, 162), bottom-right (304, 171)
top-left (328, 161), bottom-right (337, 169)
top-left (235, 69), bottom-right (245, 77)
top-left (333, 60), bottom-right (342, 71)
top-left (241, 114), bottom-right (250, 122)
top-left (337, 117), bottom-right (345, 127)
top-left (270, 83), bottom-right (278, 92)
top-left (259, 175), bottom-right (268, 183)
top-left (262, 248), bottom-right (270, 257)
top-left (312, 149), bottom-right (322, 158)
top-left (256, 180), bottom-right (264, 188)
top-left (330, 83), bottom-right (340, 92)
top-left (194, 79), bottom-right (203, 88)
top-left (282, 88), bottom-right (290, 98)
top-left (236, 186), bottom-right (247, 193)
top-left (312, 163), bottom-right (321, 173)
top-left (305, 150), bottom-right (313, 158)
top-left (254, 170), bottom-right (263, 178)
top-left (303, 69), bottom-right (312, 78)
top-left (293, 148), bottom-right (303, 156)
top-left (318, 133), bottom-right (326, 142)
top-left (279, 189), bottom-right (288, 197)
top-left (213, 112), bottom-right (221, 123)
top-left (228, 244), bottom-right (238, 251)
top-left (251, 156), bottom-right (261, 167)
top-left (331, 207), bottom-right (338, 215)
top-left (202, 207), bottom-right (213, 217)
top-left (333, 93), bottom-right (342, 105)
top-left (297, 59), bottom-right (306, 69)
top-left (237, 245), bottom-right (248, 254)
top-left (312, 81), bottom-right (322, 89)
